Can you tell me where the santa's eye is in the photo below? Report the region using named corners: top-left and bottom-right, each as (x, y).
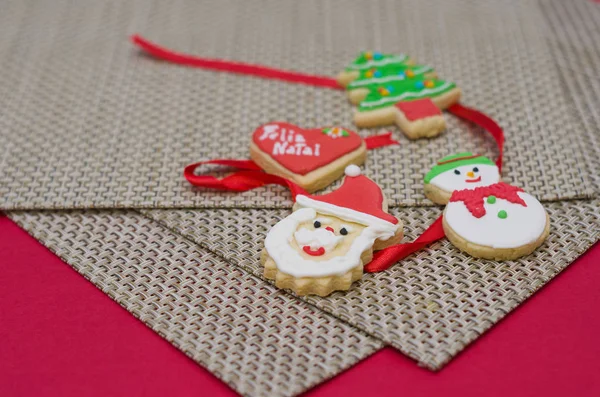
top-left (313, 221), bottom-right (321, 228)
top-left (340, 227), bottom-right (348, 236)
top-left (454, 169), bottom-right (461, 175)
top-left (473, 167), bottom-right (479, 172)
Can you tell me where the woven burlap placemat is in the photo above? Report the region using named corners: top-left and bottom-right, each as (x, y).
top-left (540, 0), bottom-right (600, 195)
top-left (0, 0), bottom-right (597, 210)
top-left (141, 199), bottom-right (600, 370)
top-left (6, 210), bottom-right (383, 397)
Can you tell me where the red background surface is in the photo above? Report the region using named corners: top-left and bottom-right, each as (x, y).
top-left (1, 214), bottom-right (599, 397)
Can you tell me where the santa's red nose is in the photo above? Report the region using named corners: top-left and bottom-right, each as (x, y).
top-left (325, 226), bottom-right (335, 233)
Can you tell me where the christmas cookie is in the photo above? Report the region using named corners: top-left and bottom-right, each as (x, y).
top-left (394, 98), bottom-right (446, 139)
top-left (443, 183), bottom-right (550, 261)
top-left (424, 152), bottom-right (500, 205)
top-left (339, 52), bottom-right (461, 129)
top-left (336, 51), bottom-right (418, 88)
top-left (352, 76), bottom-right (461, 128)
top-left (262, 165), bottom-right (403, 296)
top-left (250, 122), bottom-right (367, 192)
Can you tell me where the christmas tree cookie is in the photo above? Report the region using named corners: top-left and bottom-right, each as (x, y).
top-left (443, 183), bottom-right (550, 260)
top-left (336, 51), bottom-right (417, 87)
top-left (261, 165), bottom-right (403, 296)
top-left (338, 52), bottom-right (461, 136)
top-left (424, 152), bottom-right (501, 204)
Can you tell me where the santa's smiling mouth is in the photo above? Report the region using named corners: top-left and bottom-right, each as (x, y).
top-left (465, 176), bottom-right (482, 183)
top-left (302, 246), bottom-right (326, 256)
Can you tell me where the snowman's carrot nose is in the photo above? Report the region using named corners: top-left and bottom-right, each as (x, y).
top-left (467, 171), bottom-right (475, 178)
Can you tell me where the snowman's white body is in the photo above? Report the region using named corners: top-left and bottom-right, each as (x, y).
top-left (444, 191), bottom-right (547, 249)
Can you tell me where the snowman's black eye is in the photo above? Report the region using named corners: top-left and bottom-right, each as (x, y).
top-left (473, 167), bottom-right (479, 172)
top-left (454, 169), bottom-right (461, 175)
top-left (313, 221), bottom-right (321, 228)
top-left (340, 227), bottom-right (348, 236)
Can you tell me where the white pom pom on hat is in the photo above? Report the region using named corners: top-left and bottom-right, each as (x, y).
top-left (344, 164), bottom-right (361, 177)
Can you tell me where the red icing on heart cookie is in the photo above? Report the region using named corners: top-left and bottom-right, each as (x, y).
top-left (252, 122), bottom-right (363, 175)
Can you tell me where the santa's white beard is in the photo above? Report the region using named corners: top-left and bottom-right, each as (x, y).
top-left (265, 208), bottom-right (385, 278)
top-left (294, 228), bottom-right (343, 252)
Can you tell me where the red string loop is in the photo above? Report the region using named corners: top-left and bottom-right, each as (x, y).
top-left (184, 159), bottom-right (307, 199)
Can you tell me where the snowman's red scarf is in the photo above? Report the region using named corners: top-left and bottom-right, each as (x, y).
top-left (133, 34), bottom-right (506, 272)
top-left (449, 183), bottom-right (526, 218)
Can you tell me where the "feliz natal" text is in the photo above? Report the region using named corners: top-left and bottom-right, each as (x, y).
top-left (258, 125), bottom-right (321, 157)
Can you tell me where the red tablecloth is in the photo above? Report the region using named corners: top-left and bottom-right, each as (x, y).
top-left (1, 214), bottom-right (599, 397)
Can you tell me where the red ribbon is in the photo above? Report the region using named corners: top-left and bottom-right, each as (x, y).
top-left (184, 159), bottom-right (307, 199)
top-left (135, 35), bottom-right (506, 271)
top-left (364, 216), bottom-right (445, 272)
top-left (447, 103), bottom-right (504, 172)
top-left (183, 134), bottom-right (397, 199)
top-left (131, 35), bottom-right (342, 90)
top-left (364, 132), bottom-right (399, 149)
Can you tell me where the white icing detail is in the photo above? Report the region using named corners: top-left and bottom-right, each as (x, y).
top-left (294, 228), bottom-right (342, 251)
top-left (259, 124), bottom-right (280, 140)
top-left (345, 165), bottom-right (361, 177)
top-left (360, 81), bottom-right (453, 109)
top-left (269, 139), bottom-right (320, 157)
top-left (444, 192), bottom-right (547, 249)
top-left (347, 66), bottom-right (434, 88)
top-left (430, 164), bottom-right (500, 193)
top-left (295, 195), bottom-right (397, 234)
top-left (347, 55), bottom-right (408, 70)
top-left (315, 217), bottom-right (333, 225)
top-left (265, 208), bottom-right (398, 277)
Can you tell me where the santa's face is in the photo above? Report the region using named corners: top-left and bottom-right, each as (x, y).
top-left (293, 214), bottom-right (366, 261)
top-left (264, 208), bottom-right (378, 278)
top-left (430, 163), bottom-right (499, 193)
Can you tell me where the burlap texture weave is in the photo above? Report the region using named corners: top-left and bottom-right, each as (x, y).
top-left (142, 199), bottom-right (600, 370)
top-left (6, 210), bottom-right (383, 397)
top-left (540, 0), bottom-right (600, 196)
top-left (0, 0), bottom-right (598, 210)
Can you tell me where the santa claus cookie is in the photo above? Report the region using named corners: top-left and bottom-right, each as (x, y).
top-left (261, 165), bottom-right (403, 296)
top-left (424, 152), bottom-right (500, 205)
top-left (250, 122), bottom-right (367, 192)
top-left (443, 183), bottom-right (550, 261)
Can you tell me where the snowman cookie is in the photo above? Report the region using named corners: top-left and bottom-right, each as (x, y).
top-left (261, 165), bottom-right (403, 296)
top-left (443, 183), bottom-right (550, 260)
top-left (424, 152), bottom-right (500, 205)
top-left (250, 122), bottom-right (367, 192)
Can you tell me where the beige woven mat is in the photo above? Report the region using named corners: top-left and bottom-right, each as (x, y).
top-left (141, 199), bottom-right (600, 370)
top-left (1, 0), bottom-right (598, 210)
top-left (540, 0), bottom-right (600, 195)
top-left (6, 210), bottom-right (383, 397)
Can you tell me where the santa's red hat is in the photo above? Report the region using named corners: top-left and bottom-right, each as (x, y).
top-left (295, 165), bottom-right (399, 230)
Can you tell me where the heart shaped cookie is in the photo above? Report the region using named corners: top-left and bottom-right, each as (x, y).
top-left (250, 122), bottom-right (367, 192)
